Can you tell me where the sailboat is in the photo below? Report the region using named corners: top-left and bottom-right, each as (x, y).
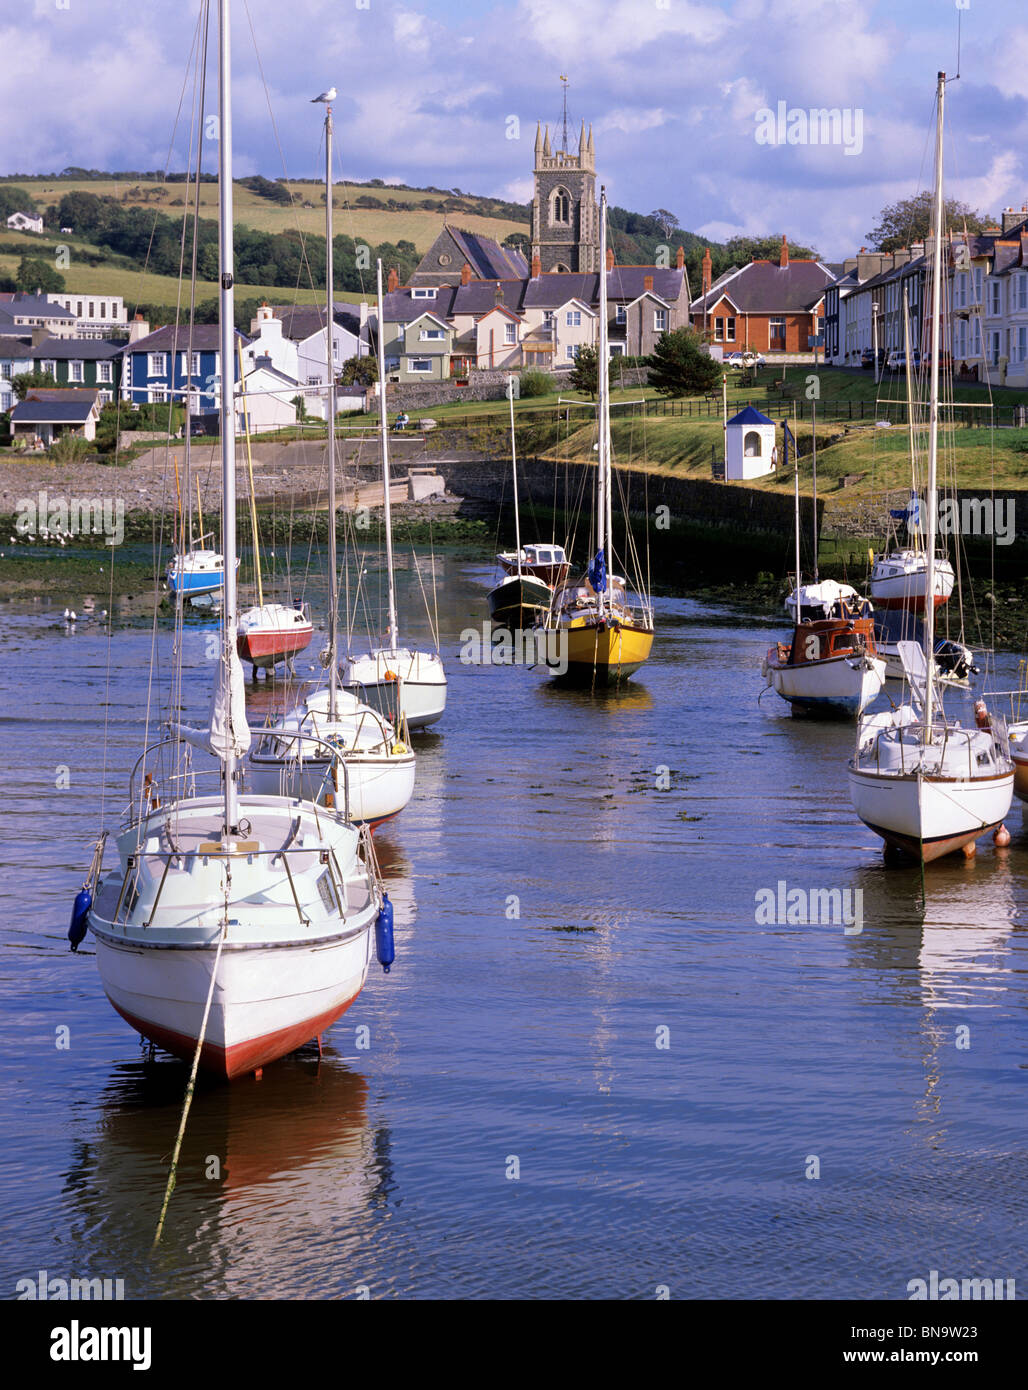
top-left (235, 343), bottom-right (313, 675)
top-left (77, 3), bottom-right (388, 1079)
top-left (487, 374), bottom-right (554, 628)
top-left (166, 479), bottom-right (236, 600)
top-left (847, 72), bottom-right (1013, 863)
top-left (248, 104), bottom-right (415, 829)
top-left (542, 186), bottom-right (654, 684)
top-left (341, 259), bottom-right (447, 728)
top-left (763, 413), bottom-right (886, 718)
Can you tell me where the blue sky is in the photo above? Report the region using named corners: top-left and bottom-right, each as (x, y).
top-left (5, 0), bottom-right (1027, 258)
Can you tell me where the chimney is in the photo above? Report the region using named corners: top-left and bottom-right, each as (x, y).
top-left (857, 251), bottom-right (884, 281)
top-left (128, 313), bottom-right (150, 343)
top-left (909, 240), bottom-right (925, 259)
top-left (461, 261), bottom-right (472, 285)
top-left (494, 282), bottom-right (504, 305)
top-left (531, 252), bottom-right (541, 279)
top-left (675, 245), bottom-right (685, 269)
top-left (1001, 206), bottom-right (1027, 233)
top-left (643, 274), bottom-right (654, 293)
top-left (779, 234), bottom-right (789, 268)
top-left (387, 267), bottom-right (399, 293)
top-left (31, 325), bottom-right (50, 349)
top-left (606, 245), bottom-right (615, 272)
top-left (702, 247), bottom-right (712, 296)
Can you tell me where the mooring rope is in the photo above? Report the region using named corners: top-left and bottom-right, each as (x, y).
top-left (152, 903), bottom-right (229, 1248)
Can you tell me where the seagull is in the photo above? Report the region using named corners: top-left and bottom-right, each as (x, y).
top-left (311, 87), bottom-right (337, 103)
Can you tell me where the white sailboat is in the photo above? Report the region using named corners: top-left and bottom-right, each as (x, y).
top-left (341, 259), bottom-right (447, 728)
top-left (246, 97), bottom-right (415, 827)
top-left (848, 72), bottom-right (1013, 863)
top-left (78, 2), bottom-right (389, 1079)
top-left (487, 375), bottom-right (554, 628)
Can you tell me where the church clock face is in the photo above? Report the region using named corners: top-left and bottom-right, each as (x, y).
top-left (438, 253), bottom-right (452, 266)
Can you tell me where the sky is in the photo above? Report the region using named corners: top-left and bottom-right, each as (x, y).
top-left (3, 0), bottom-right (1027, 260)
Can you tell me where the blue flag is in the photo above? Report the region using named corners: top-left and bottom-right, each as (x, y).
top-left (588, 547), bottom-right (607, 594)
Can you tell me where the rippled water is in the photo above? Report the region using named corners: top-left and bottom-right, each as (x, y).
top-left (1, 551), bottom-right (1025, 1299)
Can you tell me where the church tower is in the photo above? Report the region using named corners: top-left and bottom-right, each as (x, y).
top-left (530, 117), bottom-right (599, 274)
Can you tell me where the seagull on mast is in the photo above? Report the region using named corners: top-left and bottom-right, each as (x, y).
top-left (311, 87), bottom-right (337, 104)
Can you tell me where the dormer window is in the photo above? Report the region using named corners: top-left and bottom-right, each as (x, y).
top-left (411, 287), bottom-right (435, 299)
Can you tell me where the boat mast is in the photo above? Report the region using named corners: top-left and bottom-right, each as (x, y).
top-left (793, 432), bottom-right (801, 617)
top-left (508, 374), bottom-right (522, 578)
top-left (324, 98), bottom-right (339, 719)
top-left (596, 187), bottom-right (609, 620)
top-left (376, 259), bottom-right (400, 652)
top-left (810, 400), bottom-right (818, 581)
top-left (924, 71), bottom-right (946, 737)
top-left (217, 0), bottom-right (239, 834)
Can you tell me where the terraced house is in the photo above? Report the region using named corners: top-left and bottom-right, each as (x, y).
top-left (690, 238), bottom-right (832, 354)
top-left (122, 322), bottom-right (248, 409)
top-left (30, 335), bottom-right (122, 403)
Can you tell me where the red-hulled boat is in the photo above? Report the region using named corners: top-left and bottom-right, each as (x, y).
top-left (237, 602), bottom-right (313, 673)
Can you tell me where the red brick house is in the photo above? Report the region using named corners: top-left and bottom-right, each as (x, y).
top-left (690, 237), bottom-right (833, 354)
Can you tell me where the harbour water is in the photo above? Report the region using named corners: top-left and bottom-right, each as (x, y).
top-left (1, 548), bottom-right (1025, 1299)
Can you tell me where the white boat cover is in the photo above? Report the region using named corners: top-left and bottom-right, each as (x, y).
top-left (173, 642), bottom-right (251, 759)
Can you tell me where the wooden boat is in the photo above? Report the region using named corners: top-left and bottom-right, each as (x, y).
top-left (763, 616), bottom-right (885, 718)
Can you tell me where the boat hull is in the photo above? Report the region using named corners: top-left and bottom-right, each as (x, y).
top-left (237, 624), bottom-right (313, 670)
top-left (765, 652), bottom-right (885, 719)
top-left (487, 574), bottom-right (552, 629)
top-left (848, 766), bottom-right (1013, 862)
top-left (551, 622), bottom-right (653, 684)
top-left (343, 650), bottom-right (447, 729)
top-left (247, 752), bottom-right (415, 827)
top-left (92, 928), bottom-right (372, 1079)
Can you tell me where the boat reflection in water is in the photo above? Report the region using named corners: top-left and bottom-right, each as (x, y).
top-left (62, 1054), bottom-right (396, 1298)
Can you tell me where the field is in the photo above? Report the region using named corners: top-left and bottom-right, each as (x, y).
top-left (3, 176), bottom-right (528, 248)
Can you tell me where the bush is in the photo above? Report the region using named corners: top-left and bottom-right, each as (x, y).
top-left (519, 369), bottom-right (554, 398)
top-left (48, 434), bottom-right (92, 464)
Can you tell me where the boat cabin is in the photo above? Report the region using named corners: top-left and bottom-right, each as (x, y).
top-left (773, 617), bottom-right (877, 668)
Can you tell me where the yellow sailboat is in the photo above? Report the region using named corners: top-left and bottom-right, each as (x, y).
top-left (543, 186), bottom-right (654, 685)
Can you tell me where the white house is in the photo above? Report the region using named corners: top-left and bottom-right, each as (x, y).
top-left (268, 304), bottom-right (364, 419)
top-left (46, 291), bottom-right (128, 338)
top-left (6, 212), bottom-right (43, 234)
top-left (0, 338), bottom-right (36, 411)
top-left (238, 358), bottom-right (298, 434)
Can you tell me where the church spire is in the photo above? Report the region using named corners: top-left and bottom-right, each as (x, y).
top-left (578, 119), bottom-right (586, 156)
top-left (542, 125), bottom-right (551, 157)
top-left (534, 122), bottom-right (543, 160)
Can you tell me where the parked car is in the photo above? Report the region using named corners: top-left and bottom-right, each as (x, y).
top-left (725, 351), bottom-right (745, 369)
top-left (742, 351), bottom-right (767, 368)
top-left (860, 348), bottom-right (875, 369)
top-left (885, 350), bottom-right (906, 372)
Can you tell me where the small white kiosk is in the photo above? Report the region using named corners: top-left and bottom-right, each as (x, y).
top-left (725, 405), bottom-right (777, 481)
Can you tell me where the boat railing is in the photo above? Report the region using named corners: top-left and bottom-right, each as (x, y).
top-left (866, 720), bottom-right (987, 779)
top-left (250, 729), bottom-right (354, 819)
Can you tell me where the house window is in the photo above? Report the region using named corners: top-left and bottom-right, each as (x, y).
top-left (972, 267), bottom-right (983, 304)
top-left (0, 391), bottom-right (11, 411)
top-left (504, 323), bottom-right (516, 345)
top-left (1017, 275), bottom-right (1028, 312)
top-left (655, 309), bottom-right (669, 332)
top-left (98, 361), bottom-right (113, 383)
top-left (551, 188), bottom-right (571, 225)
top-left (188, 352), bottom-right (201, 376)
top-left (615, 305), bottom-right (626, 325)
top-left (97, 390), bottom-right (113, 405)
top-left (411, 288), bottom-right (434, 299)
top-left (409, 358), bottom-right (433, 373)
top-left (42, 359), bottom-right (57, 375)
top-left (76, 302), bottom-right (83, 316)
top-left (566, 310), bottom-right (581, 326)
top-left (148, 353), bottom-right (166, 376)
top-left (69, 361), bottom-right (84, 382)
top-left (989, 280), bottom-right (1001, 315)
top-left (566, 345), bottom-right (579, 360)
top-left (419, 328), bottom-right (444, 340)
top-left (543, 311), bottom-right (554, 325)
top-left (1013, 327), bottom-right (1027, 364)
top-left (609, 343), bottom-right (625, 357)
top-left (970, 318), bottom-right (982, 358)
top-left (100, 303), bottom-right (107, 318)
top-left (989, 331), bottom-right (1002, 366)
top-left (149, 388), bottom-right (167, 403)
top-left (723, 316), bottom-right (734, 342)
top-left (713, 320), bottom-right (724, 342)
top-left (88, 302), bottom-right (95, 318)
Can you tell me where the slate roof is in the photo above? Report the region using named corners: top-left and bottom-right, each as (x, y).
top-left (692, 260), bottom-right (833, 314)
top-left (11, 388), bottom-right (100, 423)
top-left (30, 335), bottom-right (123, 361)
top-left (269, 306), bottom-right (361, 341)
top-left (445, 229), bottom-right (529, 280)
top-left (382, 266), bottom-right (687, 324)
top-left (0, 336), bottom-right (36, 360)
top-left (125, 325), bottom-right (246, 354)
top-left (0, 294), bottom-right (77, 322)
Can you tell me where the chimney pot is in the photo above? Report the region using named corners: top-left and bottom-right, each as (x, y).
top-left (387, 267), bottom-right (399, 293)
top-left (531, 253), bottom-right (541, 279)
top-left (605, 246), bottom-right (614, 272)
top-left (644, 274), bottom-right (654, 292)
top-left (675, 245), bottom-right (685, 269)
top-left (461, 261), bottom-right (472, 285)
top-left (779, 234), bottom-right (789, 268)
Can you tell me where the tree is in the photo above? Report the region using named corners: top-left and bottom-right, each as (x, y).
top-left (867, 192), bottom-right (994, 253)
top-left (721, 235), bottom-right (819, 265)
top-left (339, 354), bottom-right (378, 387)
top-left (651, 208), bottom-right (680, 239)
top-left (569, 345), bottom-right (598, 399)
top-left (0, 185), bottom-right (39, 221)
top-left (503, 231), bottom-right (531, 254)
top-left (15, 257), bottom-right (65, 294)
top-left (13, 370), bottom-right (59, 400)
top-left (646, 328), bottom-right (721, 397)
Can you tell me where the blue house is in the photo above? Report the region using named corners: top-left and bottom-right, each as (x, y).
top-left (121, 323), bottom-right (249, 411)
